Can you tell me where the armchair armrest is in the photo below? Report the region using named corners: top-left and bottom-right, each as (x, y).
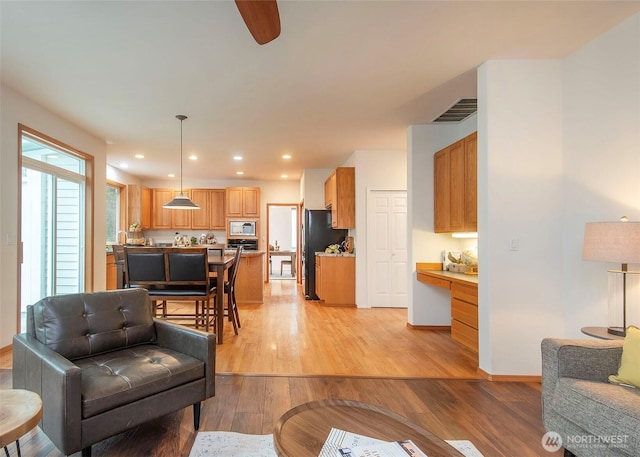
top-left (12, 333), bottom-right (83, 454)
top-left (541, 338), bottom-right (623, 406)
top-left (154, 319), bottom-right (216, 398)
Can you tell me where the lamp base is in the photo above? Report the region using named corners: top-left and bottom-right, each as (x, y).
top-left (607, 326), bottom-right (626, 337)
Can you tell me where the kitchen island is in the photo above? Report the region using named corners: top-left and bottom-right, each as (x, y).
top-left (231, 250), bottom-right (265, 304)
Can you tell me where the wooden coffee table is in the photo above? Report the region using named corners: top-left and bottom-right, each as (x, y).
top-left (273, 399), bottom-right (464, 457)
top-left (0, 389), bottom-right (43, 457)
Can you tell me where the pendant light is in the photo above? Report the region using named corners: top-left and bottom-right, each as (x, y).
top-left (163, 114), bottom-right (200, 210)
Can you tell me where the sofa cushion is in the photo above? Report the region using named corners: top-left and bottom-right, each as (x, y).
top-left (75, 344), bottom-right (204, 418)
top-left (609, 326), bottom-right (640, 388)
top-left (552, 378), bottom-right (640, 453)
top-left (31, 289), bottom-right (156, 360)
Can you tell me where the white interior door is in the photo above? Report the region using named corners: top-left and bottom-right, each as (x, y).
top-left (368, 190), bottom-right (408, 308)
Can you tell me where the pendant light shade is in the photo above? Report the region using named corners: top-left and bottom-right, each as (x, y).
top-left (163, 114), bottom-right (200, 210)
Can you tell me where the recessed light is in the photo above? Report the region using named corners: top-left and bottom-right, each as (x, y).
top-left (120, 163), bottom-right (128, 169)
top-left (236, 171), bottom-right (244, 175)
top-left (233, 156), bottom-right (243, 161)
top-left (134, 154), bottom-right (144, 159)
top-left (188, 155), bottom-right (198, 161)
top-left (282, 154), bottom-right (291, 159)
top-left (168, 173), bottom-right (175, 178)
top-left (281, 174), bottom-right (288, 178)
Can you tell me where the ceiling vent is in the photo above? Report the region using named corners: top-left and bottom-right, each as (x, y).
top-left (431, 98), bottom-right (477, 123)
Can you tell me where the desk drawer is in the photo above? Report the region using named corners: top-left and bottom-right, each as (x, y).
top-left (452, 319), bottom-right (478, 352)
top-left (451, 298), bottom-right (478, 329)
top-left (417, 273), bottom-right (451, 289)
top-left (451, 282), bottom-right (477, 305)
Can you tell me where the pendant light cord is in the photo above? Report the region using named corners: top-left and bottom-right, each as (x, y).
top-left (176, 114), bottom-right (187, 195)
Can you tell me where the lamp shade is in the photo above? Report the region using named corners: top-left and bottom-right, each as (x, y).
top-left (582, 221), bottom-right (640, 264)
top-left (163, 193), bottom-right (200, 210)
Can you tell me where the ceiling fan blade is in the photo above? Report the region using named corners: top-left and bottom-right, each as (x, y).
top-left (235, 0), bottom-right (281, 45)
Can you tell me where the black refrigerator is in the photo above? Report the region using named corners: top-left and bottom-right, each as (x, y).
top-left (303, 209), bottom-right (348, 300)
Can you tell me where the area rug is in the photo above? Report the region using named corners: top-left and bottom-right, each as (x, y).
top-left (188, 431), bottom-right (484, 457)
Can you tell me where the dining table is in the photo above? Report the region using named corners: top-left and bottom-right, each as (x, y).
top-left (208, 253), bottom-right (236, 344)
top-left (269, 250), bottom-right (296, 276)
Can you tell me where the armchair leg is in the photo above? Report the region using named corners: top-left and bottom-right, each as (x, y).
top-left (193, 402), bottom-right (201, 430)
top-left (81, 446), bottom-right (92, 457)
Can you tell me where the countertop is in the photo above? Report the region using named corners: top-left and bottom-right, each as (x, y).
top-left (224, 250), bottom-right (265, 257)
top-left (416, 264), bottom-right (478, 286)
top-left (315, 252), bottom-right (356, 257)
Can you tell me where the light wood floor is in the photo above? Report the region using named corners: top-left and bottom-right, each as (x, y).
top-left (209, 279), bottom-right (479, 378)
top-left (0, 281), bottom-right (553, 456)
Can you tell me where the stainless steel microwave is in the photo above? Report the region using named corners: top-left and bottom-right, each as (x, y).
top-left (228, 220), bottom-right (257, 237)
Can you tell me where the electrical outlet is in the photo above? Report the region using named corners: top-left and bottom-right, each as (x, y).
top-left (509, 238), bottom-right (519, 251)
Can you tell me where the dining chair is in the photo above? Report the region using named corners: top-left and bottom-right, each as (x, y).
top-left (124, 247), bottom-right (216, 330)
top-left (280, 259), bottom-right (293, 276)
top-left (225, 246), bottom-right (243, 333)
top-left (123, 247), bottom-right (167, 315)
top-left (206, 246), bottom-right (242, 335)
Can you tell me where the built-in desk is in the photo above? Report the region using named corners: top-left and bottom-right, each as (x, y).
top-left (416, 264), bottom-right (478, 354)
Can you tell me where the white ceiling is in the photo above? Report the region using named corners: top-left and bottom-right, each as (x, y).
top-left (2, 1), bottom-right (639, 182)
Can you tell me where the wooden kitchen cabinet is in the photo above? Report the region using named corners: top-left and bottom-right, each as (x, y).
top-left (127, 184), bottom-right (151, 229)
top-left (226, 187), bottom-right (260, 218)
top-left (324, 167), bottom-right (355, 229)
top-left (324, 172), bottom-right (336, 208)
top-left (450, 282), bottom-right (478, 352)
top-left (191, 189), bottom-right (211, 230)
top-left (315, 255), bottom-right (355, 306)
top-left (209, 189), bottom-right (226, 229)
top-left (106, 253), bottom-right (117, 290)
top-left (151, 188), bottom-right (192, 229)
top-left (235, 253), bottom-right (264, 304)
top-left (434, 132), bottom-right (477, 233)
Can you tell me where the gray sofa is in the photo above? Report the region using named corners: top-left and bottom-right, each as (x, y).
top-left (12, 288), bottom-right (215, 457)
top-left (541, 338), bottom-right (640, 457)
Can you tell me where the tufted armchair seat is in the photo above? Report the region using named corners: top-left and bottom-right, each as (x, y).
top-left (12, 288), bottom-right (215, 457)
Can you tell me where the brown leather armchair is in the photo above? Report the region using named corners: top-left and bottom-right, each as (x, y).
top-left (12, 288), bottom-right (215, 457)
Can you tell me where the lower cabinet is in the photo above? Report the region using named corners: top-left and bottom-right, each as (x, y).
top-left (235, 253), bottom-right (264, 304)
top-left (315, 255), bottom-right (355, 306)
top-left (450, 282), bottom-right (478, 352)
top-left (106, 253), bottom-right (117, 290)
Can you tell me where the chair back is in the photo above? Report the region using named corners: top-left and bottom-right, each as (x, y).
top-left (124, 247), bottom-right (166, 287)
top-left (228, 246), bottom-right (243, 290)
top-left (165, 247), bottom-right (209, 285)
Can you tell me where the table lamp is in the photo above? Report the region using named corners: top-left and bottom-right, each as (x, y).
top-left (582, 218), bottom-right (640, 336)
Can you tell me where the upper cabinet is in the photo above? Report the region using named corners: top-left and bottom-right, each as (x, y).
top-left (324, 167), bottom-right (355, 229)
top-left (191, 189), bottom-right (226, 230)
top-left (127, 185), bottom-right (151, 230)
top-left (226, 187), bottom-right (260, 218)
top-left (151, 188), bottom-right (225, 230)
top-left (434, 132), bottom-right (477, 233)
top-left (151, 189), bottom-right (192, 229)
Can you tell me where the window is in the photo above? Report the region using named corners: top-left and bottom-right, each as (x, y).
top-left (19, 125), bottom-right (94, 330)
top-left (106, 183), bottom-right (124, 244)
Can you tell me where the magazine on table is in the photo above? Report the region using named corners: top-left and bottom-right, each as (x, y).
top-left (318, 428), bottom-right (427, 457)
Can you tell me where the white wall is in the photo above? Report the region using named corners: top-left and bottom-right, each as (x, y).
top-left (0, 85), bottom-right (107, 348)
top-left (478, 60), bottom-right (565, 376)
top-left (407, 116), bottom-right (477, 325)
top-left (408, 13), bottom-right (640, 376)
top-left (301, 168), bottom-right (332, 210)
top-left (347, 150), bottom-right (407, 308)
top-left (562, 13), bottom-right (640, 337)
